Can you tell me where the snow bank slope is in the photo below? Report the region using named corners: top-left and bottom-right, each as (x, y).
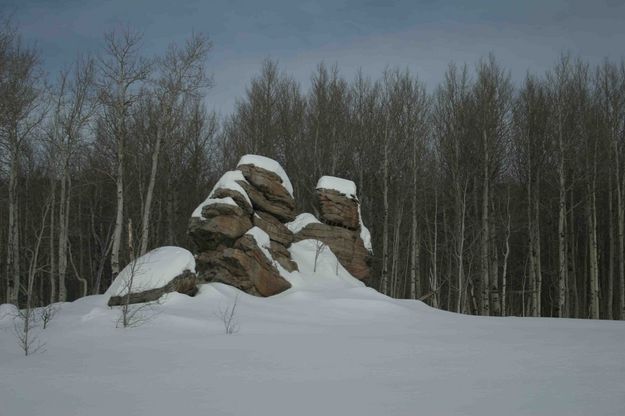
top-left (105, 246), bottom-right (195, 297)
top-left (2, 279), bottom-right (624, 416)
top-left (280, 239), bottom-right (364, 291)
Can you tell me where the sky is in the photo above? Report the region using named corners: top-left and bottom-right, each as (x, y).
top-left (4, 0), bottom-right (625, 115)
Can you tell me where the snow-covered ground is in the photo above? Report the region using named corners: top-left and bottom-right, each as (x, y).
top-left (2, 244), bottom-right (624, 416)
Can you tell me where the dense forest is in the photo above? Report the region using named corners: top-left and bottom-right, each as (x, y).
top-left (2, 20), bottom-right (625, 320)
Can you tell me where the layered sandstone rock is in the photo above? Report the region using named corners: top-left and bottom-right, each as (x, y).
top-left (189, 156), bottom-right (299, 297)
top-left (196, 232), bottom-right (291, 297)
top-left (188, 199), bottom-right (252, 252)
top-left (315, 187), bottom-right (360, 230)
top-left (188, 156), bottom-right (372, 297)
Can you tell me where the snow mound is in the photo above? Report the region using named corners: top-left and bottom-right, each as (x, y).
top-left (316, 175), bottom-right (357, 198)
top-left (0, 304), bottom-right (17, 321)
top-left (280, 240), bottom-right (364, 291)
top-left (105, 246), bottom-right (196, 297)
top-left (237, 154), bottom-right (294, 196)
top-left (245, 226), bottom-right (273, 261)
top-left (191, 196), bottom-right (237, 219)
top-left (286, 213), bottom-right (321, 234)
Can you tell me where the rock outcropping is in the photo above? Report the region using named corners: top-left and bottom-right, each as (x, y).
top-left (105, 158), bottom-right (372, 306)
top-left (188, 156), bottom-right (372, 297)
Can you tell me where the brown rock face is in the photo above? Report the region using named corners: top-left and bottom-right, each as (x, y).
top-left (294, 222), bottom-right (370, 280)
top-left (195, 249), bottom-right (257, 294)
top-left (196, 235), bottom-right (291, 296)
top-left (188, 202), bottom-right (252, 252)
top-left (269, 241), bottom-right (298, 272)
top-left (316, 188), bottom-right (360, 230)
top-left (253, 211), bottom-right (294, 246)
top-left (237, 164), bottom-right (296, 222)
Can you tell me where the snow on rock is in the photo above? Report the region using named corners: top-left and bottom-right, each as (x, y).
top-left (208, 170), bottom-right (252, 206)
top-left (358, 205), bottom-right (372, 252)
top-left (105, 246), bottom-right (196, 298)
top-left (191, 196), bottom-right (237, 220)
top-left (316, 175), bottom-right (357, 198)
top-left (245, 226), bottom-right (273, 262)
top-left (286, 213), bottom-right (321, 234)
top-left (237, 154), bottom-right (293, 196)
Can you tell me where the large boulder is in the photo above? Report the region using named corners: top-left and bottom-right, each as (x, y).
top-left (196, 232), bottom-right (291, 297)
top-left (188, 198), bottom-right (253, 252)
top-left (294, 222), bottom-right (371, 280)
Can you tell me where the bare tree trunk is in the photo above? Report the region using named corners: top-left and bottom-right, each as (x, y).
top-left (380, 130), bottom-right (390, 294)
top-left (528, 164), bottom-right (543, 317)
top-left (7, 143), bottom-right (20, 306)
top-left (588, 152), bottom-right (600, 319)
top-left (69, 242), bottom-right (88, 298)
top-left (58, 169), bottom-right (69, 302)
top-left (501, 186), bottom-right (511, 316)
top-left (569, 189), bottom-right (579, 318)
top-left (140, 130), bottom-right (162, 255)
top-left (534, 180), bottom-right (542, 317)
top-left (430, 185), bottom-right (439, 308)
top-left (166, 171), bottom-right (176, 245)
top-left (608, 170), bottom-right (615, 319)
top-left (22, 198), bottom-right (50, 355)
top-left (409, 142), bottom-right (419, 299)
top-left (528, 173), bottom-right (537, 317)
top-left (49, 178), bottom-right (57, 304)
top-left (455, 181), bottom-right (467, 313)
top-left (616, 143), bottom-right (625, 320)
top-left (111, 135), bottom-right (125, 278)
top-left (489, 182), bottom-right (500, 316)
top-left (480, 130), bottom-right (490, 316)
top-left (557, 115), bottom-right (568, 317)
top-left (391, 207), bottom-right (402, 297)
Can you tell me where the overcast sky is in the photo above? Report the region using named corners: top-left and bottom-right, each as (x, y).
top-left (5, 0), bottom-right (625, 114)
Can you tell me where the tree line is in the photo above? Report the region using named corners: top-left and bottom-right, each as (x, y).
top-left (2, 19), bottom-right (624, 320)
